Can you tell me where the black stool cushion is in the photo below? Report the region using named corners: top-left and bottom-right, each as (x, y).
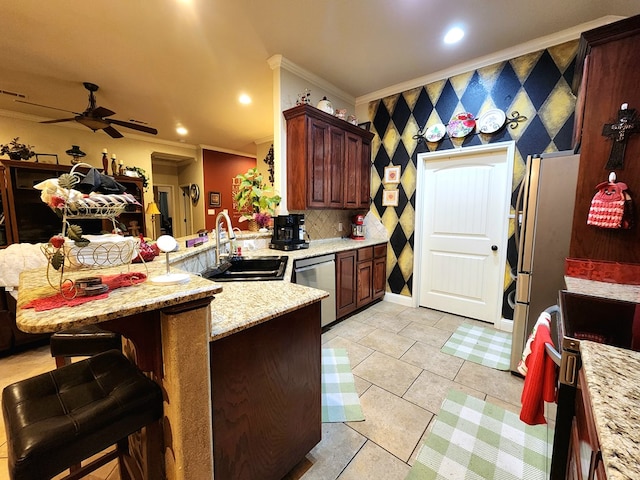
top-left (2, 350), bottom-right (163, 480)
top-left (50, 324), bottom-right (121, 358)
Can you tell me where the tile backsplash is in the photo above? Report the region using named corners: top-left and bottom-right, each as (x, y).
top-left (290, 209), bottom-right (361, 241)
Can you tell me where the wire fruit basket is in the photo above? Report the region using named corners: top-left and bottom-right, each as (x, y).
top-left (36, 163), bottom-right (145, 297)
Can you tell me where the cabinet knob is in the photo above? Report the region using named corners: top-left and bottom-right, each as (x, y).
top-left (491, 245), bottom-right (498, 251)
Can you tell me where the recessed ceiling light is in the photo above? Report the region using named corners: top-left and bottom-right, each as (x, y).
top-left (239, 94), bottom-right (252, 105)
top-left (444, 27), bottom-right (465, 44)
top-left (176, 126), bottom-right (188, 136)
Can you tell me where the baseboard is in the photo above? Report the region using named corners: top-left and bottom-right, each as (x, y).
top-left (382, 292), bottom-right (414, 307)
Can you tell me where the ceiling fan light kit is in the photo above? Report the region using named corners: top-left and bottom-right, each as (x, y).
top-left (18, 82), bottom-right (158, 139)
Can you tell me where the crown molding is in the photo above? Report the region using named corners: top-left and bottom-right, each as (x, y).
top-left (356, 15), bottom-right (626, 106)
top-left (200, 144), bottom-right (257, 158)
top-left (268, 54), bottom-right (355, 105)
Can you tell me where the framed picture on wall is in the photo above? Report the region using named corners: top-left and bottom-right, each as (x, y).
top-left (209, 191), bottom-right (221, 207)
top-left (382, 189), bottom-right (399, 207)
top-left (384, 165), bottom-right (401, 184)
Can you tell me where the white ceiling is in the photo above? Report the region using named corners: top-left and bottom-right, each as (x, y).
top-left (1, 1), bottom-right (639, 154)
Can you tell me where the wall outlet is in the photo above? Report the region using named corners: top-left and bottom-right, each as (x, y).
top-left (338, 222), bottom-right (343, 232)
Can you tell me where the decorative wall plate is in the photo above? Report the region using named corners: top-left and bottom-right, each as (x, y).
top-left (477, 109), bottom-right (507, 134)
top-left (447, 113), bottom-right (475, 138)
top-left (190, 183), bottom-right (200, 204)
top-left (425, 123), bottom-right (446, 142)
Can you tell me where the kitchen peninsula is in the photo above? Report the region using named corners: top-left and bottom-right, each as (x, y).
top-left (15, 254), bottom-right (329, 480)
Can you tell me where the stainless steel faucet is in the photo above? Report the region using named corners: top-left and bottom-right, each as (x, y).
top-left (215, 211), bottom-right (236, 266)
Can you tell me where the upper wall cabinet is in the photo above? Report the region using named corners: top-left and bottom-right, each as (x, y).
top-left (569, 15), bottom-right (640, 264)
top-left (284, 105), bottom-right (374, 210)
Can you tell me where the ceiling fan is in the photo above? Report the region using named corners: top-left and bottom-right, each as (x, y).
top-left (17, 82), bottom-right (158, 138)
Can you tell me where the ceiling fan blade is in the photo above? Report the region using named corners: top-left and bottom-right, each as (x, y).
top-left (40, 117), bottom-right (77, 124)
top-left (15, 99), bottom-right (80, 115)
top-left (103, 125), bottom-right (124, 138)
top-left (91, 106), bottom-right (116, 118)
top-left (108, 118), bottom-right (158, 135)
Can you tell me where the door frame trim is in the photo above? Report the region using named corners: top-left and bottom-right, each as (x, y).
top-left (413, 141), bottom-right (515, 329)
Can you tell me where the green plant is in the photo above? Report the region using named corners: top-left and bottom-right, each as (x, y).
top-left (233, 167), bottom-right (281, 219)
top-left (0, 137), bottom-right (35, 160)
top-left (124, 166), bottom-right (149, 191)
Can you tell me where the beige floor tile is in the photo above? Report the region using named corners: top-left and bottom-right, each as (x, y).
top-left (0, 458), bottom-right (8, 480)
top-left (407, 415), bottom-right (438, 467)
top-left (321, 336), bottom-right (374, 368)
top-left (328, 319), bottom-right (377, 343)
top-left (357, 329), bottom-right (415, 359)
top-left (403, 369), bottom-right (485, 414)
top-left (486, 394), bottom-right (523, 416)
top-left (401, 341), bottom-right (464, 380)
top-left (453, 361), bottom-right (524, 407)
top-left (397, 308), bottom-right (443, 326)
top-left (348, 385), bottom-right (432, 462)
top-left (352, 351), bottom-right (422, 397)
top-left (369, 301), bottom-right (408, 315)
top-left (321, 328), bottom-right (339, 343)
top-left (353, 374), bottom-right (372, 397)
top-left (337, 440), bottom-right (410, 480)
top-left (0, 441), bottom-right (6, 458)
top-left (360, 312), bottom-right (413, 334)
top-left (398, 322), bottom-right (453, 348)
top-left (284, 423), bottom-right (366, 480)
top-left (433, 313), bottom-right (469, 333)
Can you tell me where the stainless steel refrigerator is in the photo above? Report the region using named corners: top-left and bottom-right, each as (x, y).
top-left (509, 151), bottom-right (580, 374)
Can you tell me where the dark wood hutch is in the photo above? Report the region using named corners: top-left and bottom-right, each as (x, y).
top-left (0, 159), bottom-right (146, 247)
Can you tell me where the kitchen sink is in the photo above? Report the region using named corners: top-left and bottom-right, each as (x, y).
top-left (201, 256), bottom-right (288, 282)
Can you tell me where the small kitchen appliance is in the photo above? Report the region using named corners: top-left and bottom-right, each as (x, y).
top-left (350, 214), bottom-right (366, 240)
top-left (269, 214), bottom-right (309, 251)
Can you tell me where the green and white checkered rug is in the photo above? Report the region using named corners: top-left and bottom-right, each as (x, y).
top-left (441, 323), bottom-right (512, 371)
top-left (321, 348), bottom-right (365, 423)
top-left (407, 389), bottom-right (552, 480)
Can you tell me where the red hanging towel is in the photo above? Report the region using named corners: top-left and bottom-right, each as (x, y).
top-left (519, 313), bottom-right (557, 425)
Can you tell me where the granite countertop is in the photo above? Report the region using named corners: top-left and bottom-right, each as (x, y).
top-left (16, 234), bottom-right (387, 340)
top-left (565, 276), bottom-right (640, 303)
top-left (16, 262), bottom-right (223, 334)
top-left (580, 341), bottom-right (640, 480)
top-left (198, 235), bottom-right (387, 340)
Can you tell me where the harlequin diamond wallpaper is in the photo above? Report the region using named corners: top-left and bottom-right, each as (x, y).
top-left (369, 40), bottom-right (578, 320)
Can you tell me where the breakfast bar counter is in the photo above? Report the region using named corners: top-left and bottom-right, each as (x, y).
top-left (15, 256), bottom-right (330, 480)
top-left (16, 261), bottom-right (222, 480)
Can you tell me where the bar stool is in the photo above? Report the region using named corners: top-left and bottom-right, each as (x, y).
top-left (50, 324), bottom-right (122, 368)
top-left (2, 349), bottom-right (163, 480)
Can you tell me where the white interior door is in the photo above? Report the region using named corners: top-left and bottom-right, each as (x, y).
top-left (416, 144), bottom-right (513, 326)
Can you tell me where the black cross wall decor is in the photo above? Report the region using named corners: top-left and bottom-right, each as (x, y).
top-left (602, 103), bottom-right (640, 170)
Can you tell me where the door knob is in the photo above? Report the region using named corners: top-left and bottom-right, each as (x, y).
top-left (491, 245), bottom-right (498, 251)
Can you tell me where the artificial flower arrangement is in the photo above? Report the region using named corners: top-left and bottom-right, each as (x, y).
top-left (233, 167), bottom-right (281, 230)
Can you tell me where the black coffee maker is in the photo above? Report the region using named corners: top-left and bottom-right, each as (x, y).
top-left (269, 214), bottom-right (309, 251)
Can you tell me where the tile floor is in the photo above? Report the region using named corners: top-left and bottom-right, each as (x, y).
top-left (0, 301), bottom-right (556, 480)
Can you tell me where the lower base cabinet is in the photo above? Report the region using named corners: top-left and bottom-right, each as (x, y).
top-left (210, 303), bottom-right (321, 480)
top-left (566, 370), bottom-right (607, 480)
top-left (336, 243), bottom-right (387, 319)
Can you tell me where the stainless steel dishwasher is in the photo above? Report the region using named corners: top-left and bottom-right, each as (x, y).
top-left (293, 254), bottom-right (336, 327)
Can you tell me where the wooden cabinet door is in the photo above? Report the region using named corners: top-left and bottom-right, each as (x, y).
top-left (373, 256), bottom-right (386, 300)
top-left (307, 118), bottom-right (331, 208)
top-left (336, 250), bottom-right (357, 318)
top-left (358, 139), bottom-right (371, 209)
top-left (356, 259), bottom-right (373, 308)
top-left (342, 132), bottom-right (361, 209)
top-left (328, 127), bottom-right (345, 208)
